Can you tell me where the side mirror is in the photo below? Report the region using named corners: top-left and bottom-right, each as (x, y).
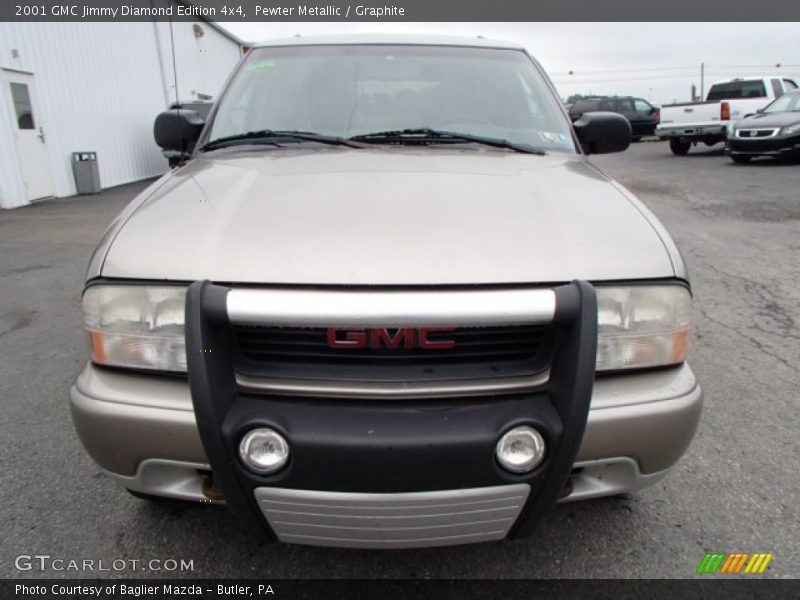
top-left (573, 111), bottom-right (631, 154)
top-left (153, 109), bottom-right (205, 156)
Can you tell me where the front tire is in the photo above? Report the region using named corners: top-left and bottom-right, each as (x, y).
top-left (730, 155), bottom-right (751, 164)
top-left (669, 139), bottom-right (691, 156)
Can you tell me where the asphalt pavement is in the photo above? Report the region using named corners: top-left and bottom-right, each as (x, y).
top-left (1, 142), bottom-right (798, 579)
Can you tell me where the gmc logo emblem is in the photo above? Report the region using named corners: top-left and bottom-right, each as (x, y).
top-left (326, 327), bottom-right (456, 350)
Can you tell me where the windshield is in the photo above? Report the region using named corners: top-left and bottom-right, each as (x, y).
top-left (206, 45), bottom-right (576, 153)
top-left (706, 80), bottom-right (767, 101)
top-left (764, 90), bottom-right (800, 113)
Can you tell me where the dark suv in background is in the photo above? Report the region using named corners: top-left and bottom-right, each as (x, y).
top-left (569, 96), bottom-right (660, 141)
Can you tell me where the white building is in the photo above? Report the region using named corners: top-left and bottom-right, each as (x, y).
top-left (0, 19), bottom-right (244, 209)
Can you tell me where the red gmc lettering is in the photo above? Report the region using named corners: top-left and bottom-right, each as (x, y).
top-left (370, 328), bottom-right (412, 349)
top-left (327, 328), bottom-right (367, 348)
top-left (418, 327), bottom-right (456, 349)
top-left (327, 327), bottom-right (456, 349)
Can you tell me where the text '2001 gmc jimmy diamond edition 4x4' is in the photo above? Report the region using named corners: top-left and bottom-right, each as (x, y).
top-left (70, 36), bottom-right (703, 549)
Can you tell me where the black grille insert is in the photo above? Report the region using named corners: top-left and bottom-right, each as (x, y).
top-left (232, 325), bottom-right (555, 382)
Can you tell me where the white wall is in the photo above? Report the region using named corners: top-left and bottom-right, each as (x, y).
top-left (154, 21), bottom-right (243, 104)
top-left (0, 21), bottom-right (241, 209)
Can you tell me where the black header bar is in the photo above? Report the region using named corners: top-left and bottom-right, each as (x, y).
top-left (2, 0), bottom-right (799, 22)
top-left (3, 578), bottom-right (800, 600)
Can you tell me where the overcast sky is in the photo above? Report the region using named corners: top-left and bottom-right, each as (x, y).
top-left (218, 22), bottom-right (799, 104)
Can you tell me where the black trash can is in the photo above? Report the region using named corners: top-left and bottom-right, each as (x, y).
top-left (71, 152), bottom-right (101, 194)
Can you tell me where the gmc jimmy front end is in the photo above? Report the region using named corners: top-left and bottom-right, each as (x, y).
top-left (70, 35), bottom-right (702, 548)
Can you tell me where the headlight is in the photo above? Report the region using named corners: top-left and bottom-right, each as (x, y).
top-left (781, 123), bottom-right (800, 136)
top-left (596, 285), bottom-right (691, 372)
top-left (82, 285), bottom-right (187, 372)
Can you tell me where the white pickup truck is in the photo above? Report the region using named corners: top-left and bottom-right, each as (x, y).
top-left (657, 76), bottom-right (798, 155)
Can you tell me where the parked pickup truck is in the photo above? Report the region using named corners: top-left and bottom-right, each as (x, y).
top-left (71, 35), bottom-right (702, 549)
top-left (657, 76), bottom-right (798, 155)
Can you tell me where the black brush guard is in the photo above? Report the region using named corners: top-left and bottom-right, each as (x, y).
top-left (185, 280), bottom-right (597, 541)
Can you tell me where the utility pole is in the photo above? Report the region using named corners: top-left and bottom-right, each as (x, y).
top-left (700, 62), bottom-right (705, 100)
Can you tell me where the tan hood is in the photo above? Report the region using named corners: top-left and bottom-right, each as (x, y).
top-left (100, 147), bottom-right (675, 285)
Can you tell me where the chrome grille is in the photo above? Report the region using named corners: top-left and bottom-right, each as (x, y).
top-left (736, 128), bottom-right (779, 138)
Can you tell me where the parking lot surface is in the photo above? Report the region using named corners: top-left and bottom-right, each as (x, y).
top-left (1, 142), bottom-right (798, 578)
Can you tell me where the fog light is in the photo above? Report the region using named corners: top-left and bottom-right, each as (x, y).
top-left (239, 428), bottom-right (290, 474)
top-left (496, 426), bottom-right (546, 473)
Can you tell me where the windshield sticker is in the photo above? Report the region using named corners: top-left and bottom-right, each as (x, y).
top-left (538, 131), bottom-right (572, 145)
top-left (246, 59), bottom-right (278, 71)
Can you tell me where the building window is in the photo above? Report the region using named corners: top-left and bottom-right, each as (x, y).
top-left (10, 82), bottom-right (35, 129)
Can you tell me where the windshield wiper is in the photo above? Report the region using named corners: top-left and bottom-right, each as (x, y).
top-left (200, 130), bottom-right (364, 152)
top-left (349, 128), bottom-right (547, 155)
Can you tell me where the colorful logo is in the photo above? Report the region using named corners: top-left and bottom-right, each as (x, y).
top-left (696, 552), bottom-right (774, 574)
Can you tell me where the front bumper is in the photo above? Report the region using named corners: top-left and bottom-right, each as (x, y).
top-left (727, 135), bottom-right (800, 157)
top-left (657, 123), bottom-right (727, 139)
top-left (70, 363), bottom-right (702, 512)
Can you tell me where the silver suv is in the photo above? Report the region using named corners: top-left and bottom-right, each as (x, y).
top-left (71, 35), bottom-right (702, 549)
